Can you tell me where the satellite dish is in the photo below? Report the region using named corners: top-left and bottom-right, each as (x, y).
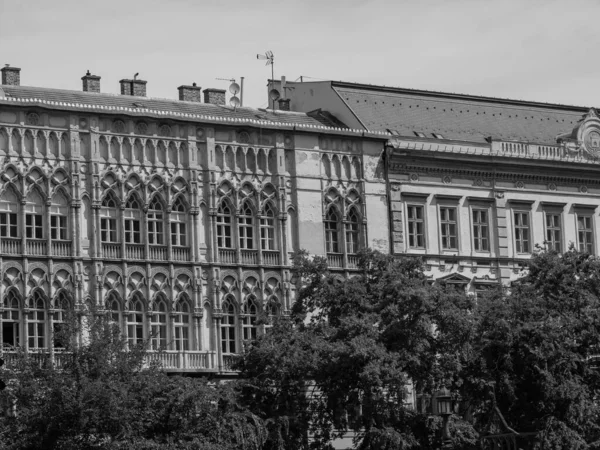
top-left (269, 89), bottom-right (281, 101)
top-left (229, 96), bottom-right (241, 108)
top-left (229, 82), bottom-right (240, 95)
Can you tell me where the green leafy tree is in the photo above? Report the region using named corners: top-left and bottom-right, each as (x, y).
top-left (0, 308), bottom-right (267, 450)
top-left (237, 249), bottom-right (479, 449)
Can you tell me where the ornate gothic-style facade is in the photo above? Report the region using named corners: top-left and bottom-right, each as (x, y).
top-left (0, 66), bottom-right (389, 374)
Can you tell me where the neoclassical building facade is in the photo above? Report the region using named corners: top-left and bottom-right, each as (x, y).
top-left (0, 66), bottom-right (389, 373)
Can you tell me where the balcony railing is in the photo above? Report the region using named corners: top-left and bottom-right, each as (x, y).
top-left (26, 239), bottom-right (47, 256)
top-left (222, 354), bottom-right (242, 372)
top-left (172, 246), bottom-right (190, 262)
top-left (262, 250), bottom-right (280, 266)
top-left (126, 244), bottom-right (145, 260)
top-left (149, 245), bottom-right (167, 261)
top-left (219, 248), bottom-right (236, 264)
top-left (2, 238), bottom-right (21, 255)
top-left (327, 253), bottom-right (344, 268)
top-left (347, 254), bottom-right (360, 269)
top-left (52, 240), bottom-right (71, 257)
top-left (102, 243), bottom-right (121, 259)
top-left (240, 249), bottom-right (258, 265)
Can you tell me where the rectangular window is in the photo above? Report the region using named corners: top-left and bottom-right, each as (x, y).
top-left (578, 215), bottom-right (594, 254)
top-left (440, 207), bottom-right (458, 250)
top-left (171, 222), bottom-right (187, 246)
top-left (0, 213), bottom-right (18, 238)
top-left (100, 218), bottom-right (118, 243)
top-left (50, 215), bottom-right (68, 240)
top-left (26, 214), bottom-right (43, 239)
top-left (217, 216), bottom-right (232, 248)
top-left (545, 213), bottom-right (562, 252)
top-left (407, 205), bottom-right (425, 248)
top-left (513, 212), bottom-right (530, 253)
top-left (147, 219), bottom-right (163, 245)
top-left (325, 220), bottom-right (339, 253)
top-left (472, 209), bottom-right (489, 251)
top-left (239, 217), bottom-right (254, 249)
top-left (260, 218), bottom-right (276, 250)
top-left (124, 219), bottom-right (141, 244)
top-left (346, 222), bottom-right (360, 254)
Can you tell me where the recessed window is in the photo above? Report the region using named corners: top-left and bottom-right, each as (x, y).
top-left (545, 213), bottom-right (562, 252)
top-left (324, 208), bottom-right (341, 253)
top-left (407, 205), bottom-right (426, 248)
top-left (217, 203), bottom-right (233, 249)
top-left (440, 207), bottom-right (458, 250)
top-left (513, 211), bottom-right (530, 253)
top-left (472, 209), bottom-right (489, 251)
top-left (577, 215), bottom-right (594, 254)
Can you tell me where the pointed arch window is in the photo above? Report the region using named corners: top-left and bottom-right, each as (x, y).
top-left (28, 291), bottom-right (46, 350)
top-left (221, 298), bottom-right (236, 354)
top-left (239, 202), bottom-right (254, 249)
top-left (174, 299), bottom-right (191, 351)
top-left (0, 188), bottom-right (18, 238)
top-left (50, 192), bottom-right (69, 240)
top-left (126, 297), bottom-right (145, 347)
top-left (2, 290), bottom-right (20, 347)
top-left (106, 294), bottom-right (122, 326)
top-left (324, 207), bottom-right (341, 253)
top-left (53, 292), bottom-right (70, 348)
top-left (260, 203), bottom-right (276, 250)
top-left (217, 202), bottom-right (233, 249)
top-left (147, 197), bottom-right (164, 245)
top-left (241, 297), bottom-right (258, 341)
top-left (171, 197), bottom-right (187, 247)
top-left (124, 196), bottom-right (142, 244)
top-left (264, 299), bottom-right (280, 330)
top-left (101, 192), bottom-right (119, 243)
top-left (346, 208), bottom-right (361, 254)
top-left (150, 299), bottom-right (168, 350)
top-left (25, 189), bottom-right (44, 239)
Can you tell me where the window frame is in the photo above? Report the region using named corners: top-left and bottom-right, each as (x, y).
top-left (170, 197), bottom-right (187, 247)
top-left (217, 202), bottom-right (233, 249)
top-left (345, 207), bottom-right (361, 254)
top-left (221, 298), bottom-right (237, 354)
top-left (575, 205), bottom-right (596, 255)
top-left (260, 203), bottom-right (277, 251)
top-left (471, 208), bottom-right (490, 252)
top-left (238, 202), bottom-right (255, 250)
top-left (542, 204), bottom-right (565, 253)
top-left (404, 194), bottom-right (428, 250)
top-left (147, 197), bottom-right (165, 246)
top-left (439, 206), bottom-right (459, 251)
top-left (124, 196), bottom-right (142, 244)
top-left (324, 206), bottom-right (341, 253)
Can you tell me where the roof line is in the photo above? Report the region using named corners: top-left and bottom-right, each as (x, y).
top-left (329, 80), bottom-right (592, 112)
top-left (330, 82), bottom-right (367, 129)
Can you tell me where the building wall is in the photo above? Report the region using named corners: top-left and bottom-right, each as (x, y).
top-left (0, 101), bottom-right (387, 373)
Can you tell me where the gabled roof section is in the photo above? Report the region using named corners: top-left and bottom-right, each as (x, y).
top-left (0, 85), bottom-right (334, 128)
top-left (331, 81), bottom-right (590, 145)
top-left (437, 272), bottom-right (471, 284)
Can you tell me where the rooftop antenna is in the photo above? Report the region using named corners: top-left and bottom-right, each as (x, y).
top-left (257, 50), bottom-right (278, 110)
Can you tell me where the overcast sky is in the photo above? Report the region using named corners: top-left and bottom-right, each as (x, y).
top-left (1, 0), bottom-right (599, 109)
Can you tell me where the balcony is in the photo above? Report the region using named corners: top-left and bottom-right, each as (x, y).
top-left (52, 241), bottom-right (72, 257)
top-left (149, 245), bottom-right (167, 261)
top-left (125, 244), bottom-right (145, 260)
top-left (172, 246), bottom-right (190, 262)
top-left (347, 254), bottom-right (360, 269)
top-left (222, 354), bottom-right (242, 372)
top-left (102, 243), bottom-right (121, 259)
top-left (240, 249), bottom-right (258, 265)
top-left (1, 238), bottom-right (21, 255)
top-left (219, 248), bottom-right (236, 264)
top-left (327, 253), bottom-right (344, 269)
top-left (27, 239), bottom-right (47, 256)
top-left (262, 250), bottom-right (280, 266)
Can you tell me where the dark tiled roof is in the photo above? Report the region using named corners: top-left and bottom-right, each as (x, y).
top-left (333, 83), bottom-right (589, 144)
top-left (0, 85), bottom-right (331, 128)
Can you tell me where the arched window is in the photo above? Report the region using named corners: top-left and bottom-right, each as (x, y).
top-left (25, 189), bottom-right (44, 239)
top-left (324, 207), bottom-right (340, 253)
top-left (106, 293), bottom-right (122, 325)
top-left (28, 291), bottom-right (46, 350)
top-left (265, 299), bottom-right (280, 330)
top-left (346, 208), bottom-right (360, 254)
top-left (221, 298), bottom-right (236, 354)
top-left (53, 292), bottom-right (70, 349)
top-left (147, 197), bottom-right (164, 245)
top-left (171, 197), bottom-right (187, 247)
top-left (238, 202), bottom-right (254, 249)
top-left (0, 187), bottom-right (18, 238)
top-left (174, 299), bottom-right (191, 351)
top-left (260, 203), bottom-right (276, 250)
top-left (50, 191), bottom-right (69, 240)
top-left (241, 297), bottom-right (258, 341)
top-left (126, 297), bottom-right (144, 347)
top-left (217, 202), bottom-right (233, 249)
top-left (100, 192), bottom-right (119, 243)
top-left (2, 290), bottom-right (20, 347)
top-left (150, 299), bottom-right (168, 350)
top-left (124, 196), bottom-right (142, 244)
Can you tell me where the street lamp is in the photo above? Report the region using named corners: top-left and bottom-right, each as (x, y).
top-left (435, 388), bottom-right (452, 449)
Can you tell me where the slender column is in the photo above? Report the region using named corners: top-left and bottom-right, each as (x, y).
top-left (143, 208), bottom-right (149, 260)
top-left (166, 207), bottom-right (173, 261)
top-left (93, 206), bottom-right (101, 258)
top-left (341, 220), bottom-right (349, 269)
top-left (193, 312), bottom-right (202, 352)
top-left (120, 204), bottom-right (126, 259)
top-left (214, 314), bottom-right (223, 371)
top-left (257, 216), bottom-right (263, 266)
top-left (48, 310), bottom-right (54, 365)
top-left (20, 200), bottom-right (26, 256)
top-left (190, 211), bottom-right (198, 262)
top-left (71, 202), bottom-right (80, 257)
top-left (169, 313), bottom-right (176, 351)
top-left (210, 214), bottom-right (218, 263)
top-left (46, 201), bottom-right (52, 257)
top-left (280, 214), bottom-right (287, 266)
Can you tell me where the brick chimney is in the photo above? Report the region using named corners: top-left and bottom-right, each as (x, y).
top-left (178, 83), bottom-right (202, 102)
top-left (278, 98), bottom-right (290, 111)
top-left (120, 76), bottom-right (147, 97)
top-left (1, 65), bottom-right (21, 86)
top-left (203, 88), bottom-right (226, 106)
top-left (82, 71), bottom-right (101, 93)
